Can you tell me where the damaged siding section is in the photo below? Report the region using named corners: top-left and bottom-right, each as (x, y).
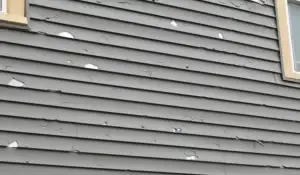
top-left (0, 0), bottom-right (300, 174)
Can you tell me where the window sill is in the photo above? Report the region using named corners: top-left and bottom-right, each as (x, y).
top-left (0, 13), bottom-right (27, 25)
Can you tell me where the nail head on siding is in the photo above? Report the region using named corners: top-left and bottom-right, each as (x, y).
top-left (171, 20), bottom-right (178, 27)
top-left (84, 64), bottom-right (99, 69)
top-left (58, 32), bottom-right (75, 39)
top-left (8, 78), bottom-right (25, 87)
top-left (7, 141), bottom-right (18, 148)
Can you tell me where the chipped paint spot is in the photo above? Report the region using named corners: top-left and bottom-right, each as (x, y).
top-left (171, 20), bottom-right (178, 27)
top-left (58, 32), bottom-right (75, 39)
top-left (172, 128), bottom-right (182, 133)
top-left (8, 78), bottom-right (25, 87)
top-left (66, 60), bottom-right (72, 64)
top-left (84, 64), bottom-right (99, 69)
top-left (7, 141), bottom-right (18, 148)
top-left (186, 155), bottom-right (197, 160)
top-left (218, 33), bottom-right (224, 39)
top-left (185, 150), bottom-right (198, 160)
top-left (249, 0), bottom-right (265, 5)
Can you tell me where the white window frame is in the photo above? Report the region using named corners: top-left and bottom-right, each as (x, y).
top-left (276, 0), bottom-right (300, 81)
top-left (0, 0), bottom-right (7, 13)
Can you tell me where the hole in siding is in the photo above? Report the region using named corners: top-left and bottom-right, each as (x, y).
top-left (8, 78), bottom-right (25, 87)
top-left (7, 141), bottom-right (18, 148)
top-left (172, 127), bottom-right (182, 133)
top-left (84, 64), bottom-right (99, 69)
top-left (218, 33), bottom-right (224, 39)
top-left (58, 32), bottom-right (75, 39)
top-left (249, 0), bottom-right (265, 5)
top-left (171, 20), bottom-right (178, 27)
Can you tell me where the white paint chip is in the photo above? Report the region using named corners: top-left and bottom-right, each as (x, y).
top-left (186, 155), bottom-right (197, 160)
top-left (171, 20), bottom-right (178, 27)
top-left (249, 0), bottom-right (265, 5)
top-left (58, 32), bottom-right (75, 39)
top-left (8, 78), bottom-right (25, 87)
top-left (7, 141), bottom-right (18, 148)
top-left (218, 33), bottom-right (224, 39)
top-left (84, 64), bottom-right (99, 69)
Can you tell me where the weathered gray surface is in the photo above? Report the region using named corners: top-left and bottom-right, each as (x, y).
top-left (0, 0), bottom-right (300, 174)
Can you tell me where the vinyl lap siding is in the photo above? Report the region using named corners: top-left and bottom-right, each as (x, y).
top-left (1, 0), bottom-right (300, 174)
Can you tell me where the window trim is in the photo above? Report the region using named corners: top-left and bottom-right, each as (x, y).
top-left (275, 0), bottom-right (300, 81)
top-left (0, 0), bottom-right (27, 25)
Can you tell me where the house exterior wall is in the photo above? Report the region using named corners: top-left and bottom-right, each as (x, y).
top-left (1, 0), bottom-right (300, 174)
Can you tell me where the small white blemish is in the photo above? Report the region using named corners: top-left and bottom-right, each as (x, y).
top-left (66, 60), bottom-right (72, 64)
top-left (58, 32), bottom-right (75, 39)
top-left (186, 155), bottom-right (197, 160)
top-left (172, 128), bottom-right (182, 133)
top-left (84, 64), bottom-right (99, 69)
top-left (8, 78), bottom-right (25, 87)
top-left (218, 33), bottom-right (224, 39)
top-left (7, 141), bottom-right (18, 148)
top-left (171, 20), bottom-right (178, 27)
top-left (249, 0), bottom-right (265, 5)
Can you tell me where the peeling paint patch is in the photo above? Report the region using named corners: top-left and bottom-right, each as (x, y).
top-left (84, 64), bottom-right (99, 69)
top-left (186, 155), bottom-right (197, 160)
top-left (185, 150), bottom-right (198, 160)
top-left (8, 78), bottom-right (25, 87)
top-left (172, 128), bottom-right (182, 133)
top-left (218, 33), bottom-right (224, 39)
top-left (171, 20), bottom-right (178, 27)
top-left (7, 141), bottom-right (18, 148)
top-left (249, 0), bottom-right (265, 5)
top-left (58, 32), bottom-right (75, 39)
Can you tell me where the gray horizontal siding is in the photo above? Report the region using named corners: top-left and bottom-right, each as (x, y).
top-left (1, 0), bottom-right (300, 174)
top-left (1, 148), bottom-right (298, 175)
top-left (30, 0), bottom-right (278, 39)
top-left (199, 0), bottom-right (276, 16)
top-left (82, 0), bottom-right (277, 28)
